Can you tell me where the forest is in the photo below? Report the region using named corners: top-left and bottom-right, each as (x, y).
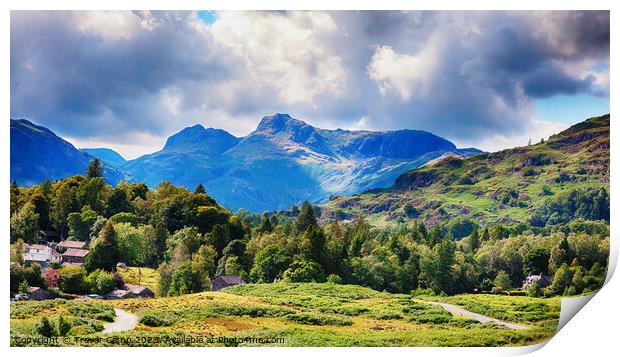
top-left (10, 158), bottom-right (610, 299)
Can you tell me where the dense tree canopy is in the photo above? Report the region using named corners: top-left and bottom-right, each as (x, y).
top-left (9, 160), bottom-right (610, 298)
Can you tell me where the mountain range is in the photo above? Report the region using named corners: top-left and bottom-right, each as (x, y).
top-left (10, 119), bottom-right (126, 186)
top-left (120, 114), bottom-right (480, 211)
top-left (324, 114), bottom-right (610, 230)
top-left (82, 148), bottom-right (127, 167)
top-left (10, 114), bottom-right (481, 212)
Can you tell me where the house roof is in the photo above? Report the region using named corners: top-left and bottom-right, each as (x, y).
top-left (215, 276), bottom-right (245, 285)
top-left (24, 254), bottom-right (48, 262)
top-left (125, 284), bottom-right (153, 294)
top-left (26, 244), bottom-right (48, 251)
top-left (63, 248), bottom-right (90, 257)
top-left (27, 287), bottom-right (43, 293)
top-left (57, 241), bottom-right (87, 249)
top-left (106, 289), bottom-right (131, 298)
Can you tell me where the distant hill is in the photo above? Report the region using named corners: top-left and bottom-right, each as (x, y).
top-left (324, 114), bottom-right (610, 228)
top-left (82, 148), bottom-right (127, 167)
top-left (122, 113), bottom-right (479, 212)
top-left (10, 119), bottom-right (127, 186)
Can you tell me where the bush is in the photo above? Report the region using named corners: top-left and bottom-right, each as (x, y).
top-left (491, 286), bottom-right (504, 294)
top-left (59, 266), bottom-right (87, 294)
top-left (36, 316), bottom-right (56, 337)
top-left (326, 274), bottom-right (342, 284)
top-left (282, 260), bottom-right (325, 283)
top-left (68, 318), bottom-right (104, 335)
top-left (209, 304), bottom-right (293, 318)
top-left (412, 288), bottom-right (435, 297)
top-left (87, 270), bottom-right (117, 295)
top-left (527, 280), bottom-right (542, 297)
top-left (140, 311), bottom-right (179, 327)
top-left (408, 308), bottom-right (453, 324)
top-left (286, 312), bottom-right (352, 326)
top-left (66, 302), bottom-right (116, 322)
top-left (58, 316), bottom-right (71, 336)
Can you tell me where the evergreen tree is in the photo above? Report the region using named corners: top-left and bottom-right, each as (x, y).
top-left (36, 316), bottom-right (56, 337)
top-left (10, 180), bottom-right (20, 215)
top-left (85, 221), bottom-right (120, 272)
top-left (194, 183), bottom-right (206, 194)
top-left (468, 226), bottom-right (480, 252)
top-left (258, 215), bottom-right (273, 234)
top-left (300, 226), bottom-right (328, 269)
top-left (480, 227), bottom-right (490, 242)
top-left (434, 239), bottom-right (455, 294)
top-left (523, 246), bottom-right (550, 275)
top-left (295, 201), bottom-right (318, 234)
top-left (29, 193), bottom-right (51, 231)
top-left (550, 263), bottom-right (574, 295)
top-left (58, 315), bottom-right (71, 336)
top-left (87, 158), bottom-right (104, 178)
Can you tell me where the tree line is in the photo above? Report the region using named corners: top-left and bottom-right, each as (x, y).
top-left (10, 159), bottom-right (609, 298)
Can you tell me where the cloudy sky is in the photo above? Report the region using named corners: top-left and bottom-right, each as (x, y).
top-left (11, 10), bottom-right (609, 159)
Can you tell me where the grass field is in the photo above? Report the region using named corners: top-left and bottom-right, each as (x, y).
top-left (10, 283), bottom-right (560, 347)
top-left (117, 266), bottom-right (159, 294)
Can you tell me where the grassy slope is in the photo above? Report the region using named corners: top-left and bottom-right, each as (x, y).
top-left (324, 114), bottom-right (610, 227)
top-left (118, 266), bottom-right (159, 294)
top-left (11, 283), bottom-right (559, 346)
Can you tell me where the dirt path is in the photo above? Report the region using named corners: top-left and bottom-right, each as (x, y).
top-left (102, 308), bottom-right (138, 333)
top-left (426, 301), bottom-right (530, 330)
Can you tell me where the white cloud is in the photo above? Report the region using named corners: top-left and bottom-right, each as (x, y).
top-left (65, 132), bottom-right (164, 160)
top-left (10, 11), bottom-right (609, 159)
top-left (209, 11), bottom-right (347, 105)
top-left (74, 11), bottom-right (148, 40)
top-left (160, 87), bottom-right (183, 115)
top-left (367, 44), bottom-right (439, 101)
top-left (453, 119), bottom-right (570, 152)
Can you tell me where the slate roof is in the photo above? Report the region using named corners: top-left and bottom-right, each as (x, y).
top-left (57, 241), bottom-right (87, 249)
top-left (63, 248), bottom-right (90, 257)
top-left (216, 276), bottom-right (245, 285)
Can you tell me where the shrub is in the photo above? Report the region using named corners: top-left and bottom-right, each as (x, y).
top-left (491, 286), bottom-right (504, 294)
top-left (527, 280), bottom-right (542, 297)
top-left (58, 316), bottom-right (71, 336)
top-left (92, 270), bottom-right (117, 295)
top-left (66, 302), bottom-right (115, 322)
top-left (68, 318), bottom-right (104, 335)
top-left (59, 266), bottom-right (87, 294)
top-left (408, 308), bottom-right (453, 324)
top-left (36, 316), bottom-right (56, 337)
top-left (140, 311), bottom-right (179, 327)
top-left (412, 288), bottom-right (435, 297)
top-left (326, 274), bottom-right (342, 284)
top-left (18, 280), bottom-right (29, 294)
top-left (209, 304), bottom-right (293, 318)
top-left (282, 260), bottom-right (325, 283)
top-left (286, 312), bottom-right (352, 326)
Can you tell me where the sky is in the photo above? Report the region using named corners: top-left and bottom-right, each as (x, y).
top-left (10, 10), bottom-right (610, 159)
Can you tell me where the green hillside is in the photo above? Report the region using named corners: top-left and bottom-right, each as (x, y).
top-left (325, 114), bottom-right (610, 228)
top-left (10, 283), bottom-right (559, 347)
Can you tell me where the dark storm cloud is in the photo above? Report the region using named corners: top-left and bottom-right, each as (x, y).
top-left (10, 10), bottom-right (610, 154)
top-left (11, 11), bottom-right (236, 138)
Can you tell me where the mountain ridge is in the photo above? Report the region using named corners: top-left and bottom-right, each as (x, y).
top-left (10, 114), bottom-right (482, 212)
top-left (121, 113), bottom-right (478, 211)
top-left (323, 114), bottom-right (610, 229)
top-left (82, 148), bottom-right (127, 167)
top-left (10, 119), bottom-right (127, 186)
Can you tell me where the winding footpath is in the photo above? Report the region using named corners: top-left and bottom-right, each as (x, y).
top-left (102, 308), bottom-right (139, 333)
top-left (425, 302), bottom-right (530, 330)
